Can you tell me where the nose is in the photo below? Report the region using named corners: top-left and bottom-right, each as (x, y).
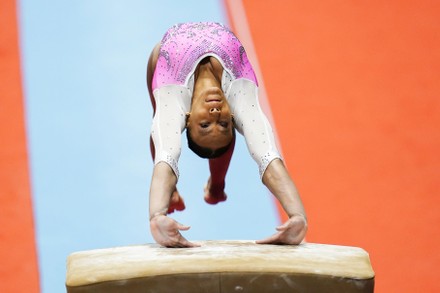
top-left (209, 108), bottom-right (220, 114)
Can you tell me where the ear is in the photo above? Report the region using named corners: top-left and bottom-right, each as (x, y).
top-left (185, 112), bottom-right (191, 127)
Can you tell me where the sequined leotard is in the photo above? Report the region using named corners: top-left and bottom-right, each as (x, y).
top-left (152, 22), bottom-right (257, 90)
top-left (151, 22), bottom-right (281, 179)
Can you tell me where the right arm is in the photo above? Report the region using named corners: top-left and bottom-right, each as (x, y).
top-left (149, 163), bottom-right (176, 219)
top-left (149, 162), bottom-right (199, 247)
top-left (148, 109), bottom-right (199, 247)
top-left (147, 45), bottom-right (197, 247)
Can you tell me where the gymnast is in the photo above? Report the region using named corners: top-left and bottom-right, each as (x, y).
top-left (147, 22), bottom-right (307, 248)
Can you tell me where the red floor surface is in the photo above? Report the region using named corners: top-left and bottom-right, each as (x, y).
top-left (2, 0), bottom-right (439, 291)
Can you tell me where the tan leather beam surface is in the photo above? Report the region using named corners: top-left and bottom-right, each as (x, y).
top-left (66, 240), bottom-right (374, 292)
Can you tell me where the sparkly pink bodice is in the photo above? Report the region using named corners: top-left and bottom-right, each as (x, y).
top-left (152, 22), bottom-right (257, 90)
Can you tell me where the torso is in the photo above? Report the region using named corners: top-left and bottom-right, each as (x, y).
top-left (150, 22), bottom-right (257, 92)
top-left (147, 50), bottom-right (224, 111)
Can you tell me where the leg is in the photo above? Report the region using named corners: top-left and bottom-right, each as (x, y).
top-left (204, 136), bottom-right (235, 204)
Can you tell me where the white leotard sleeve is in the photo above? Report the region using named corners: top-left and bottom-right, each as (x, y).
top-left (227, 79), bottom-right (282, 179)
top-left (151, 85), bottom-right (191, 179)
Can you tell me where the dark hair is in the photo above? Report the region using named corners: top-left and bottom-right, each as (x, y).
top-left (186, 127), bottom-right (235, 159)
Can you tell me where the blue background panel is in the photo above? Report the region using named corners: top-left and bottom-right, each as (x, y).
top-left (19, 1), bottom-right (278, 292)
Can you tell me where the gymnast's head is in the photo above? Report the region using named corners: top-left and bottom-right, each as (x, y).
top-left (186, 87), bottom-right (235, 159)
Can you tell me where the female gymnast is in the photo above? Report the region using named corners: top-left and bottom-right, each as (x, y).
top-left (147, 22), bottom-right (307, 247)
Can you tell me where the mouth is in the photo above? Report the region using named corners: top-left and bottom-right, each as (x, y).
top-left (206, 98), bottom-right (222, 102)
top-left (203, 87), bottom-right (224, 103)
top-left (205, 100), bottom-right (222, 108)
top-left (205, 95), bottom-right (223, 105)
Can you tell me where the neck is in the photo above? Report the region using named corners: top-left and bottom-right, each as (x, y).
top-left (193, 59), bottom-right (223, 102)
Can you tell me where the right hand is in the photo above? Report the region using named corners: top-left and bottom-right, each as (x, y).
top-left (150, 215), bottom-right (200, 248)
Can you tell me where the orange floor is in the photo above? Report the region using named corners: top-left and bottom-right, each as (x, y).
top-left (236, 1), bottom-right (440, 292)
top-left (0, 0), bottom-right (40, 292)
top-left (2, 0), bottom-right (439, 291)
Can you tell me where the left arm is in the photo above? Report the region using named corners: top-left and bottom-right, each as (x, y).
top-left (257, 159), bottom-right (307, 245)
top-left (228, 79), bottom-right (307, 244)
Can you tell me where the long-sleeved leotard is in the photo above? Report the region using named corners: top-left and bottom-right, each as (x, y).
top-left (150, 22), bottom-right (281, 179)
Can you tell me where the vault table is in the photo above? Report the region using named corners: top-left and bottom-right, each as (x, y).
top-left (66, 240), bottom-right (374, 293)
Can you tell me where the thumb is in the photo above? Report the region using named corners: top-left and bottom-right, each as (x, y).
top-left (276, 221), bottom-right (290, 231)
top-left (177, 223), bottom-right (191, 231)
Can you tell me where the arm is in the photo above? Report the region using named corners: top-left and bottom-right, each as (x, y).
top-left (147, 53), bottom-right (196, 246)
top-left (148, 93), bottom-right (197, 247)
top-left (228, 79), bottom-right (307, 244)
top-left (147, 45), bottom-right (185, 215)
top-left (256, 159), bottom-right (307, 245)
top-left (149, 163), bottom-right (199, 247)
top-left (149, 162), bottom-right (176, 218)
top-left (262, 160), bottom-right (305, 219)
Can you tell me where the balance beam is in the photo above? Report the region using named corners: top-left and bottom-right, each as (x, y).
top-left (66, 240), bottom-right (374, 293)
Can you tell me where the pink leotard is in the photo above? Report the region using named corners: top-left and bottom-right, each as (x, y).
top-left (152, 22), bottom-right (257, 90)
top-left (150, 22), bottom-right (281, 179)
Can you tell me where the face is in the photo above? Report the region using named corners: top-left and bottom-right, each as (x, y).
top-left (187, 87), bottom-right (233, 149)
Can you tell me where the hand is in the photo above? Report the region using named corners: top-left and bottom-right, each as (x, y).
top-left (150, 215), bottom-right (200, 248)
top-left (256, 214), bottom-right (308, 245)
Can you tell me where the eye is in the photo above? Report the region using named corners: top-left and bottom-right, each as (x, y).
top-left (219, 121), bottom-right (229, 128)
top-left (200, 122), bottom-right (210, 128)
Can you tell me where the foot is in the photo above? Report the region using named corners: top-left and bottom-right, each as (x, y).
top-left (204, 177), bottom-right (227, 205)
top-left (167, 189), bottom-right (186, 214)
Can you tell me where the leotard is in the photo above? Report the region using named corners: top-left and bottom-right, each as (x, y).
top-left (151, 22), bottom-right (281, 179)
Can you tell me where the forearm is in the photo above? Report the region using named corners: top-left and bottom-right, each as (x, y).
top-left (262, 159), bottom-right (306, 219)
top-left (149, 162), bottom-right (177, 218)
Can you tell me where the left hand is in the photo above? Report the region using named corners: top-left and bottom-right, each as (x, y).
top-left (256, 214), bottom-right (307, 245)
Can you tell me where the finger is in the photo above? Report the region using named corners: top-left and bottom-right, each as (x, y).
top-left (278, 220), bottom-right (306, 235)
top-left (162, 234), bottom-right (190, 248)
top-left (255, 238), bottom-right (270, 244)
top-left (168, 227), bottom-right (200, 248)
top-left (180, 238), bottom-right (201, 248)
top-left (177, 224), bottom-right (191, 231)
top-left (256, 233), bottom-right (281, 245)
top-left (276, 220), bottom-right (293, 231)
top-left (256, 237), bottom-right (280, 245)
top-left (276, 224), bottom-right (289, 232)
top-left (174, 233), bottom-right (200, 248)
